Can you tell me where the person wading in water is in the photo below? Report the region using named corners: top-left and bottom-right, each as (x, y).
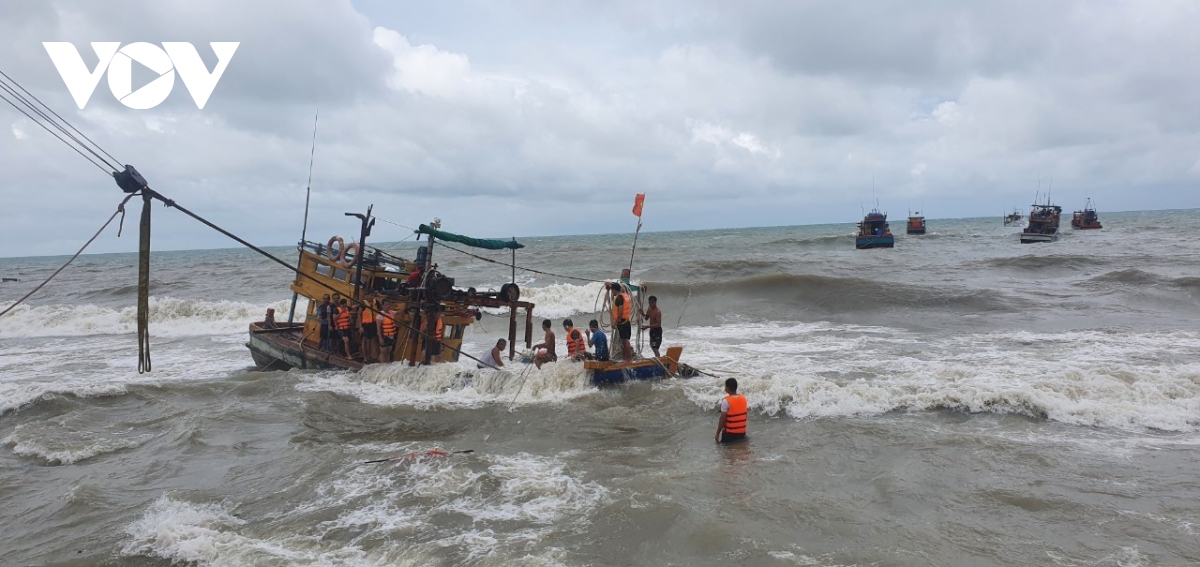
top-left (715, 378), bottom-right (748, 444)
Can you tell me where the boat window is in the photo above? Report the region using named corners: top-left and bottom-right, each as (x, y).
top-left (333, 268), bottom-right (348, 281)
top-left (315, 263), bottom-right (332, 277)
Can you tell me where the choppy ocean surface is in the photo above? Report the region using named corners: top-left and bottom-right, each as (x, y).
top-left (2, 210), bottom-right (1200, 566)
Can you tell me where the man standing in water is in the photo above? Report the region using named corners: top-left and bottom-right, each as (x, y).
top-left (639, 295), bottom-right (663, 358)
top-left (716, 378), bottom-right (748, 444)
top-left (478, 338), bottom-right (506, 369)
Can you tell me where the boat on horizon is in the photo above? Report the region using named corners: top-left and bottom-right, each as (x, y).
top-left (906, 210), bottom-right (926, 235)
top-left (1071, 198), bottom-right (1103, 229)
top-left (1020, 202), bottom-right (1063, 243)
top-left (856, 209), bottom-right (894, 249)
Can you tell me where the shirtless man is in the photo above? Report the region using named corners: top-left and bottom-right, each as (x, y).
top-left (531, 319), bottom-right (557, 369)
top-left (639, 295), bottom-right (663, 357)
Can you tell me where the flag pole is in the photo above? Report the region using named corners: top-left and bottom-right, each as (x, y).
top-left (627, 193), bottom-right (645, 276)
top-left (627, 218), bottom-right (642, 276)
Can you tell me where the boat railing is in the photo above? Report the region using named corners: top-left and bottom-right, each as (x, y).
top-left (298, 239), bottom-right (411, 270)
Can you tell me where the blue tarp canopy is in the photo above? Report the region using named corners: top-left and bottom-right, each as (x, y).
top-left (416, 224), bottom-right (524, 250)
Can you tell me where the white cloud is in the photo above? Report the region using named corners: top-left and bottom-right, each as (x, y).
top-left (0, 0), bottom-right (1198, 256)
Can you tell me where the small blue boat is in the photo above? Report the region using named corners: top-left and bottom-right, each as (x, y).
top-left (856, 209), bottom-right (895, 249)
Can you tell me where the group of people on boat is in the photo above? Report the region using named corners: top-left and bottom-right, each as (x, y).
top-left (314, 292), bottom-right (439, 364)
top-left (523, 286), bottom-right (663, 369)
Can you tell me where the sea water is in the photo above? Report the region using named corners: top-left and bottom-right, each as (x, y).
top-left (2, 210), bottom-right (1200, 566)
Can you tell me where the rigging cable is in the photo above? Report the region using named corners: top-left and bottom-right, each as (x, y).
top-left (433, 240), bottom-right (607, 284)
top-left (0, 69), bottom-right (123, 168)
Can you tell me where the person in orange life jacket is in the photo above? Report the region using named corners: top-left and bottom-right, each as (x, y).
top-left (423, 305), bottom-right (445, 365)
top-left (335, 299), bottom-right (354, 359)
top-left (359, 299), bottom-right (378, 362)
top-left (562, 319), bottom-right (587, 361)
top-left (638, 295), bottom-right (662, 357)
top-left (376, 300), bottom-right (399, 363)
top-left (716, 378), bottom-right (748, 444)
top-left (478, 338), bottom-right (506, 369)
top-left (532, 319), bottom-right (557, 369)
top-left (609, 282), bottom-right (633, 362)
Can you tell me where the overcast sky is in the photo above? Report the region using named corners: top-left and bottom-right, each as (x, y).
top-left (2, 0), bottom-right (1198, 256)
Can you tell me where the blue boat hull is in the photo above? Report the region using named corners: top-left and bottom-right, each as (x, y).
top-left (855, 235), bottom-right (894, 249)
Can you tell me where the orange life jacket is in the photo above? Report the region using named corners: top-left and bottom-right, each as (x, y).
top-left (335, 306), bottom-right (352, 331)
top-left (380, 310), bottom-right (396, 337)
top-left (612, 291), bottom-right (631, 323)
top-left (565, 327), bottom-right (586, 357)
top-left (362, 305), bottom-right (375, 325)
top-left (433, 316), bottom-right (444, 341)
top-left (723, 394), bottom-right (748, 435)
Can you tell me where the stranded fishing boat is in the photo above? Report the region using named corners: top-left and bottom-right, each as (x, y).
top-left (1020, 202), bottom-right (1063, 243)
top-left (906, 210), bottom-right (926, 235)
top-left (248, 215), bottom-right (535, 371)
top-left (855, 209), bottom-right (894, 249)
top-left (1004, 208), bottom-right (1023, 226)
top-left (1071, 198), bottom-right (1102, 229)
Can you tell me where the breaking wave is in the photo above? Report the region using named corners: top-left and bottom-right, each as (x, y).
top-left (0, 297), bottom-right (290, 338)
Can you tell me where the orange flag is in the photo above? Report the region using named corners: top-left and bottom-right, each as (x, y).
top-left (632, 193), bottom-right (646, 217)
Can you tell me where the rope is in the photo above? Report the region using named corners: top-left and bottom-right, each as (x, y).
top-left (0, 192), bottom-right (136, 318)
top-left (508, 362), bottom-right (536, 407)
top-left (136, 191), bottom-right (152, 373)
top-left (0, 69), bottom-right (122, 169)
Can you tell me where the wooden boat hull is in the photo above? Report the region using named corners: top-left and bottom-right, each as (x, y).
top-left (906, 227), bottom-right (926, 235)
top-left (247, 322), bottom-right (364, 371)
top-left (855, 235), bottom-right (895, 249)
top-left (584, 357), bottom-right (696, 384)
top-left (1019, 232), bottom-right (1058, 244)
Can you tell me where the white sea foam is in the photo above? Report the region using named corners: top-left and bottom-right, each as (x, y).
top-left (3, 422), bottom-right (153, 465)
top-left (296, 357), bottom-right (597, 409)
top-left (480, 281), bottom-right (608, 319)
top-left (0, 297), bottom-right (291, 339)
top-left (0, 337), bottom-right (254, 416)
top-left (121, 453), bottom-right (608, 566)
top-left (675, 322), bottom-right (1200, 432)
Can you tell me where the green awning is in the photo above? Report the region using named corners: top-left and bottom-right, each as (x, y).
top-left (416, 224), bottom-right (524, 250)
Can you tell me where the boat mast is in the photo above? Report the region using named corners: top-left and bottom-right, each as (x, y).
top-left (287, 109), bottom-right (319, 324)
top-left (344, 204), bottom-right (375, 301)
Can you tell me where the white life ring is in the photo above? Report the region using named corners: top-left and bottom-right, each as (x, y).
top-left (341, 243), bottom-right (360, 268)
top-left (327, 236), bottom-right (345, 263)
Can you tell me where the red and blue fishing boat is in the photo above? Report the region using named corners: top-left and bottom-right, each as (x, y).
top-left (1070, 198), bottom-right (1102, 229)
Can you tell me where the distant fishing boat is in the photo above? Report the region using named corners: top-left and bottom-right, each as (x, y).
top-left (856, 209), bottom-right (894, 249)
top-left (1020, 202), bottom-right (1063, 243)
top-left (1071, 198), bottom-right (1102, 229)
top-left (1003, 208), bottom-right (1023, 226)
top-left (906, 210), bottom-right (926, 235)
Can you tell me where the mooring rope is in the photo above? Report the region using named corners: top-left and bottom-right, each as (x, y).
top-left (0, 192), bottom-right (136, 318)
